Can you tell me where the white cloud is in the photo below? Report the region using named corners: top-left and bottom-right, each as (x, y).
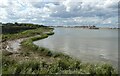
top-left (0, 0), bottom-right (118, 27)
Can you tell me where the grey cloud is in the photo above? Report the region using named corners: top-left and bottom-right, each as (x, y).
top-left (49, 1), bottom-right (118, 18)
top-left (0, 0), bottom-right (118, 26)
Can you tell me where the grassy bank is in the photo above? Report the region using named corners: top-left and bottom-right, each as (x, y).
top-left (1, 27), bottom-right (53, 42)
top-left (2, 23), bottom-right (118, 75)
top-left (3, 55), bottom-right (117, 75)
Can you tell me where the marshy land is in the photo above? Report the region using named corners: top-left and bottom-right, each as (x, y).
top-left (1, 23), bottom-right (118, 75)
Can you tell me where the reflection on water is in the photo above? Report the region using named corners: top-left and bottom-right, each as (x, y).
top-left (33, 28), bottom-right (118, 69)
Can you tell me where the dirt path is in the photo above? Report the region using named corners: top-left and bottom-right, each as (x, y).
top-left (4, 35), bottom-right (41, 53)
top-left (6, 38), bottom-right (27, 53)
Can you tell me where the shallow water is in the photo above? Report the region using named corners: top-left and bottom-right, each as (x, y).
top-left (33, 28), bottom-right (118, 69)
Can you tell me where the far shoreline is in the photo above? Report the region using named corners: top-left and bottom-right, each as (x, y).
top-left (50, 26), bottom-right (120, 30)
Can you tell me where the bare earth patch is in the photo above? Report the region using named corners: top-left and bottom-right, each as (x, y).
top-left (3, 35), bottom-right (40, 53)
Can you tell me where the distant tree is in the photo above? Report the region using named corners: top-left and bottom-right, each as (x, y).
top-left (15, 22), bottom-right (19, 26)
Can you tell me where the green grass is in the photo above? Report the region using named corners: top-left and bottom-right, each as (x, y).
top-left (2, 56), bottom-right (117, 75)
top-left (2, 27), bottom-right (54, 42)
top-left (21, 34), bottom-right (54, 57)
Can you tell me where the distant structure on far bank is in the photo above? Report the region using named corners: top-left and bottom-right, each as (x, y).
top-left (50, 25), bottom-right (99, 29)
top-left (74, 25), bottom-right (99, 29)
top-left (50, 25), bottom-right (120, 29)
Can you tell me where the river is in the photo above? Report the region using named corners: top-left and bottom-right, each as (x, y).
top-left (33, 28), bottom-right (118, 69)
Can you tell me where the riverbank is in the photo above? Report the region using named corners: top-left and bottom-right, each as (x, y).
top-left (1, 23), bottom-right (118, 75)
top-left (50, 26), bottom-right (120, 30)
top-left (2, 34), bottom-right (117, 74)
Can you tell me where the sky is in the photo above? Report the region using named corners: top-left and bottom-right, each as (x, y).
top-left (0, 0), bottom-right (119, 27)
